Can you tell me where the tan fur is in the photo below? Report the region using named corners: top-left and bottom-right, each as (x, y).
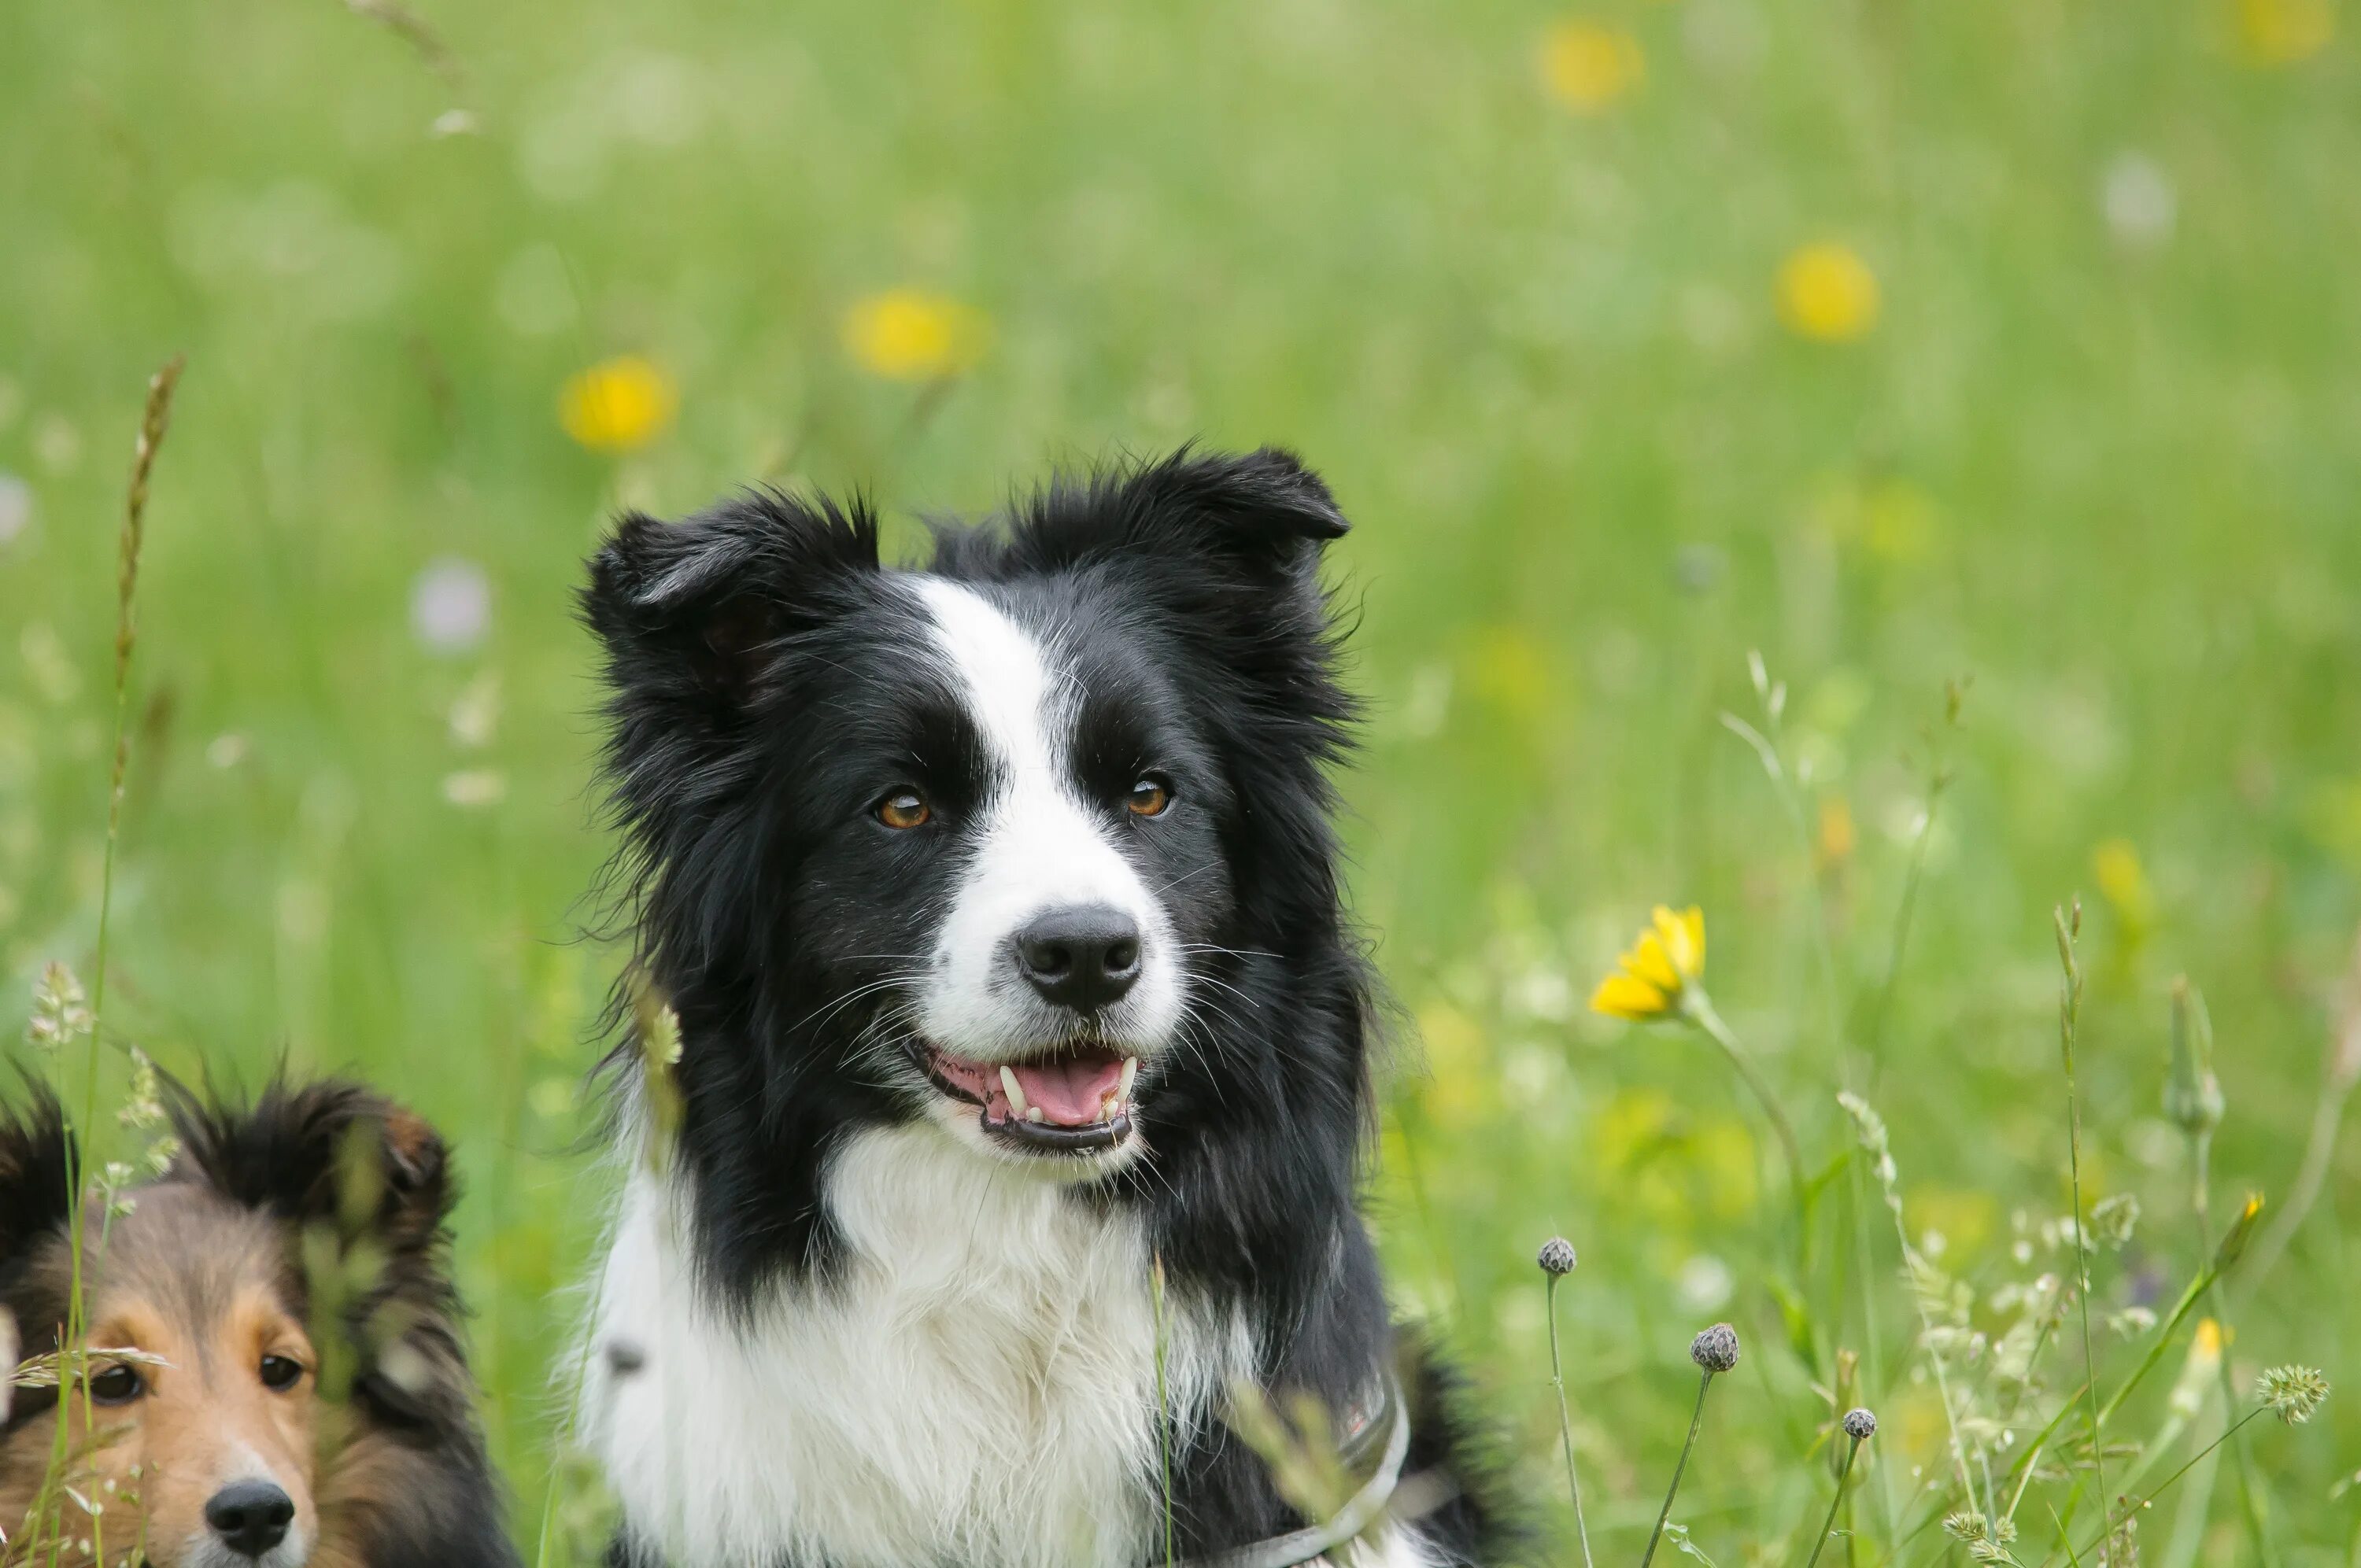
top-left (0, 1186), bottom-right (331, 1565)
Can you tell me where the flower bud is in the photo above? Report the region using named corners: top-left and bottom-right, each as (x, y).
top-left (1690, 1323), bottom-right (1740, 1374)
top-left (2165, 977), bottom-right (2225, 1136)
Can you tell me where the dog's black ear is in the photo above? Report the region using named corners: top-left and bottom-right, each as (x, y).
top-left (1003, 445), bottom-right (1359, 795)
top-left (0, 1085), bottom-right (74, 1264)
top-left (168, 1079), bottom-right (455, 1250)
top-left (1012, 445), bottom-right (1348, 585)
top-left (581, 489), bottom-right (882, 714)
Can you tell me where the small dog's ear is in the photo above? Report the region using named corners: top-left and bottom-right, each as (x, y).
top-left (0, 1086), bottom-right (75, 1265)
top-left (582, 489), bottom-right (881, 712)
top-left (170, 1079), bottom-right (456, 1249)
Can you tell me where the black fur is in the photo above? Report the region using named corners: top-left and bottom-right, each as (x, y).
top-left (0, 1083), bottom-right (74, 1287)
top-left (583, 445), bottom-right (1513, 1564)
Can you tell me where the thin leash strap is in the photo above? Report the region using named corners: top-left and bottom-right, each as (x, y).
top-left (1178, 1372), bottom-right (1414, 1568)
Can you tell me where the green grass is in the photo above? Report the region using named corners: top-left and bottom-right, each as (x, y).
top-left (5, 0), bottom-right (2360, 1561)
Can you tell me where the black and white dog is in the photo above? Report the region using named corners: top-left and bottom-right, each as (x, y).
top-left (576, 448), bottom-right (1506, 1568)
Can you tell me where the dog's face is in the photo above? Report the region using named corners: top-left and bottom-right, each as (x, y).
top-left (586, 448), bottom-right (1357, 1190)
top-left (0, 1085), bottom-right (464, 1568)
top-left (0, 1186), bottom-right (325, 1568)
top-left (778, 570), bottom-right (1222, 1164)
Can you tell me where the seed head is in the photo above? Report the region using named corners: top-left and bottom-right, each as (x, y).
top-left (25, 961), bottom-right (93, 1054)
top-left (2090, 1192), bottom-right (2141, 1250)
top-left (2257, 1364), bottom-right (2330, 1425)
top-left (1690, 1322), bottom-right (1739, 1374)
top-left (1936, 1511), bottom-right (2012, 1539)
top-left (1536, 1237), bottom-right (1577, 1277)
top-left (1842, 1407), bottom-right (1876, 1441)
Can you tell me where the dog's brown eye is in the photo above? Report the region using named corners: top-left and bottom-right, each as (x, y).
top-left (259, 1355), bottom-right (305, 1393)
top-left (1126, 778), bottom-right (1172, 818)
top-left (876, 790), bottom-right (931, 830)
top-left (87, 1363), bottom-right (144, 1405)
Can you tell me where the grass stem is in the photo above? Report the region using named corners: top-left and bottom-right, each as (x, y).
top-left (2187, 1133), bottom-right (2273, 1565)
top-left (2052, 903), bottom-right (2108, 1546)
top-left (2066, 1408), bottom-right (2270, 1566)
top-left (1803, 1434), bottom-right (1864, 1568)
top-left (1639, 1370), bottom-right (1718, 1568)
top-left (1685, 992), bottom-right (1806, 1219)
top-left (35, 354), bottom-right (183, 1563)
top-left (1544, 1271), bottom-right (1596, 1568)
top-left (1153, 1253), bottom-right (1176, 1568)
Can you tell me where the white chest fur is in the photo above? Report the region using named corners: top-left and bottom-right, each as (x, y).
top-left (582, 1126), bottom-right (1246, 1568)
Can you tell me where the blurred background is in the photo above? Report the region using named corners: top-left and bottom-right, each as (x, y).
top-left (5, 0), bottom-right (2359, 1560)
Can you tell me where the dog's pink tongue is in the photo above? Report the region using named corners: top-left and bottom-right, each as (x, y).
top-left (1012, 1054), bottom-right (1124, 1126)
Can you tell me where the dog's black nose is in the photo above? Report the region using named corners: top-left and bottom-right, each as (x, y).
top-left (1014, 906), bottom-right (1141, 1011)
top-left (205, 1479), bottom-right (295, 1556)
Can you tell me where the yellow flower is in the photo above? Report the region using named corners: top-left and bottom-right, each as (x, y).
top-left (1539, 20), bottom-right (1645, 113)
top-left (559, 356), bottom-right (678, 453)
top-left (1590, 905), bottom-right (1705, 1020)
top-left (2238, 0), bottom-right (2333, 62)
top-left (842, 290), bottom-right (992, 382)
top-left (2092, 837), bottom-right (2156, 936)
top-left (2171, 1318), bottom-right (2228, 1417)
top-left (1777, 242), bottom-right (1882, 343)
top-left (1816, 795), bottom-right (1857, 869)
top-left (2193, 1317), bottom-right (2225, 1363)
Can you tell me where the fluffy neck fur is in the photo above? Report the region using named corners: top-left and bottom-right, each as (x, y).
top-left (587, 1124), bottom-right (1253, 1568)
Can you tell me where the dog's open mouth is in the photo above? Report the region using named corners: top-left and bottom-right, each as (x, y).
top-left (920, 1042), bottom-right (1140, 1153)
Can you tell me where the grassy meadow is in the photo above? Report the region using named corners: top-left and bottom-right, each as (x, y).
top-left (6, 0), bottom-right (2361, 1560)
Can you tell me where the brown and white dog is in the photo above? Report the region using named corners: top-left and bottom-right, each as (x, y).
top-left (0, 1080), bottom-right (518, 1568)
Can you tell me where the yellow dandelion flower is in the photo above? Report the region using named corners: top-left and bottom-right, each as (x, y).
top-left (1590, 905), bottom-right (1705, 1020)
top-left (2238, 0), bottom-right (2333, 62)
top-left (1539, 20), bottom-right (1645, 113)
top-left (1777, 242), bottom-right (1882, 343)
top-left (842, 290), bottom-right (992, 382)
top-left (559, 356), bottom-right (678, 454)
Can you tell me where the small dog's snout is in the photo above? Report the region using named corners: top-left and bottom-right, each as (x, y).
top-left (1013, 906), bottom-right (1142, 1011)
top-left (206, 1479), bottom-right (295, 1557)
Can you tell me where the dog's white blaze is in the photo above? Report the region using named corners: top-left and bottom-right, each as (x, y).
top-left (586, 1124), bottom-right (1248, 1567)
top-left (907, 578), bottom-right (1182, 1060)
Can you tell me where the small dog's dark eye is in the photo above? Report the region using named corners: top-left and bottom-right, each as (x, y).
top-left (1126, 777), bottom-right (1173, 818)
top-left (876, 790), bottom-right (932, 830)
top-left (259, 1355), bottom-right (305, 1393)
top-left (87, 1363), bottom-right (144, 1405)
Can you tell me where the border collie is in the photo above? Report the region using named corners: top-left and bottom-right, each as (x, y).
top-left (577, 447), bottom-right (1507, 1567)
top-left (0, 1079), bottom-right (518, 1568)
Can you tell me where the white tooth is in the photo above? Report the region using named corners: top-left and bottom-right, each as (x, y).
top-left (1026, 1107), bottom-right (1046, 1123)
top-left (1119, 1057), bottom-right (1138, 1098)
top-left (999, 1066), bottom-right (1029, 1116)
